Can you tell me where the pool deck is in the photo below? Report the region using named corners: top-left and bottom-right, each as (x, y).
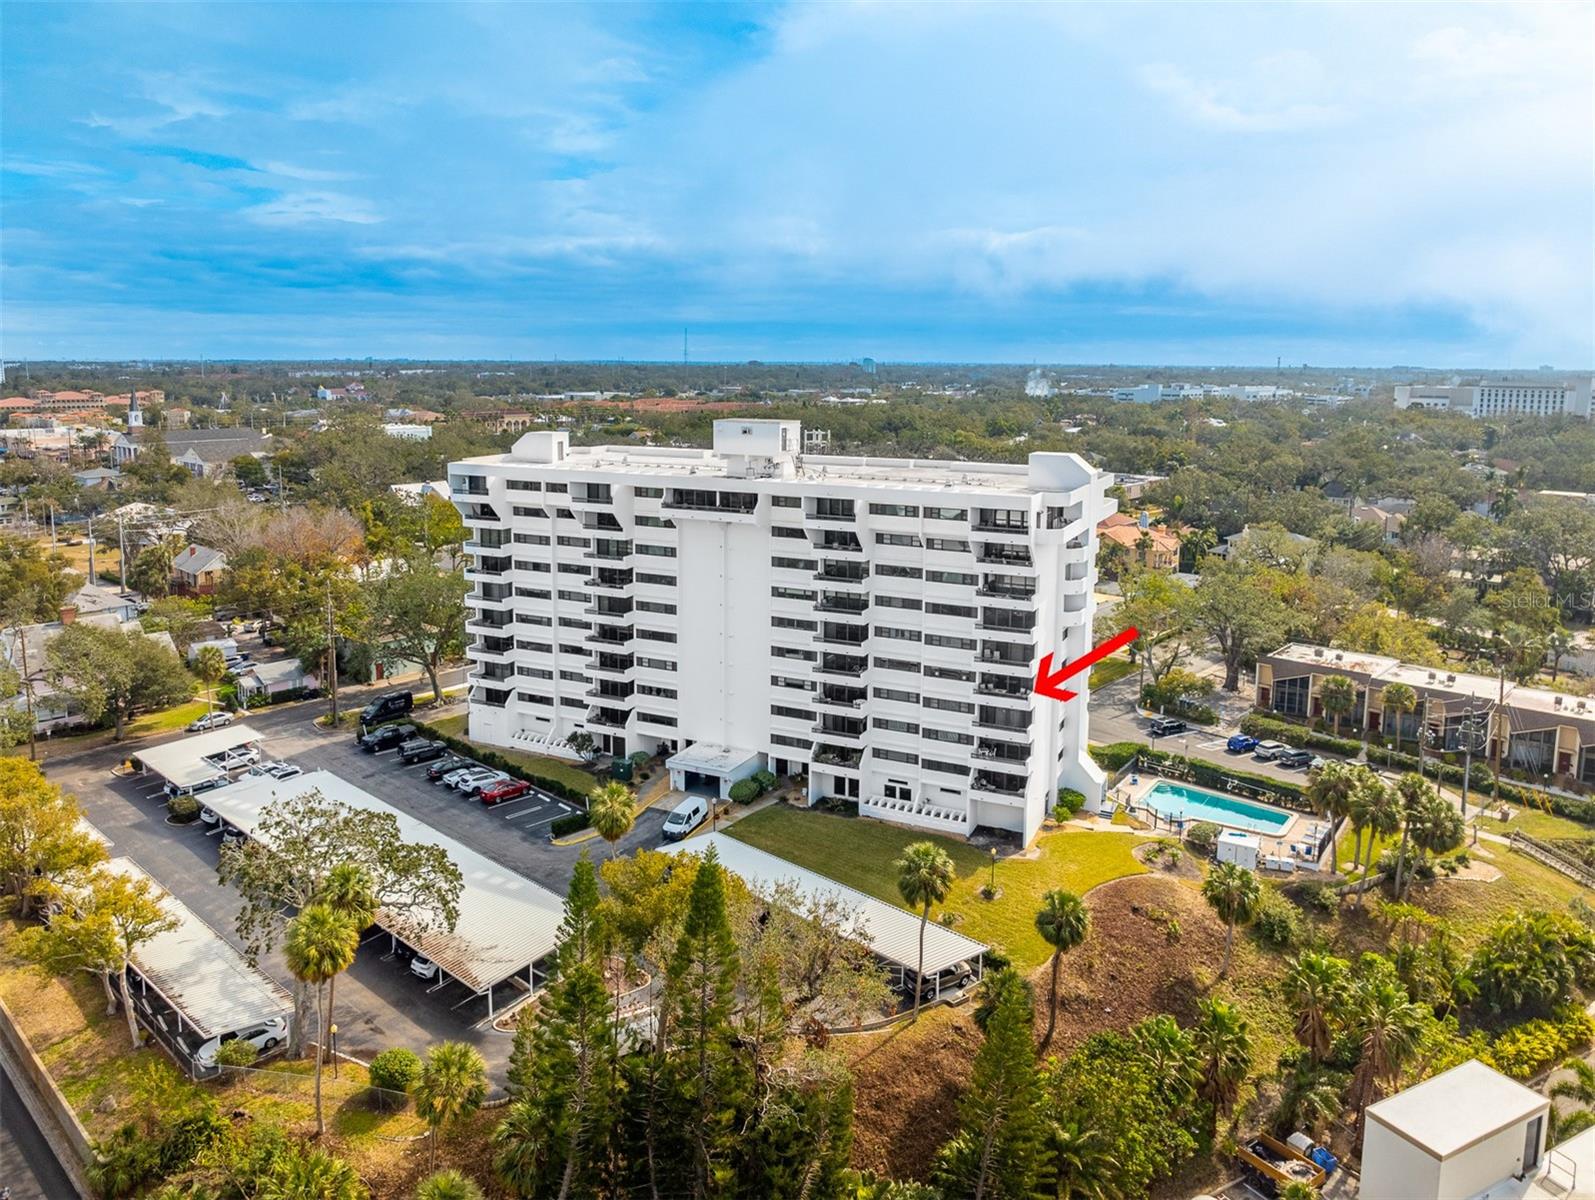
top-left (1109, 774), bottom-right (1333, 874)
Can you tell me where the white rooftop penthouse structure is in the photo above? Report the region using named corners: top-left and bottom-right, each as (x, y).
top-left (1361, 1059), bottom-right (1568, 1200)
top-left (449, 420), bottom-right (1116, 845)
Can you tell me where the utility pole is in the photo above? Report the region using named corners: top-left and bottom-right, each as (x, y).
top-left (87, 514), bottom-right (97, 586)
top-left (1491, 658), bottom-right (1507, 812)
top-left (325, 581), bottom-right (340, 725)
top-left (116, 513), bottom-right (129, 597)
top-left (47, 503), bottom-right (56, 550)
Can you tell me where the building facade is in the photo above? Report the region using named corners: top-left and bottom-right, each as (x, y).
top-left (1394, 379), bottom-right (1593, 420)
top-left (1256, 643), bottom-right (1595, 784)
top-left (449, 420), bottom-right (1114, 844)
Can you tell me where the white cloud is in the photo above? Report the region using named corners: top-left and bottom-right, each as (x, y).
top-left (259, 160), bottom-right (357, 182)
top-left (246, 191), bottom-right (382, 226)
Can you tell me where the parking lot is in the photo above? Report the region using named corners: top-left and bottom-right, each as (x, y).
top-left (41, 701), bottom-right (671, 1080)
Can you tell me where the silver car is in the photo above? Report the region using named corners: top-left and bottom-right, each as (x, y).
top-left (452, 768), bottom-right (508, 796)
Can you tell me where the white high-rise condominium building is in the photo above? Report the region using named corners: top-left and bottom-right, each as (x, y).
top-left (450, 420), bottom-right (1115, 845)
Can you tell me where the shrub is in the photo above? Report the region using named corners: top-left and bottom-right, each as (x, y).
top-left (1239, 713), bottom-right (1362, 758)
top-left (1486, 1011), bottom-right (1595, 1080)
top-left (729, 778), bottom-right (760, 804)
top-left (89, 1124), bottom-right (164, 1200)
top-left (1089, 742), bottom-right (1143, 772)
top-left (214, 1038), bottom-right (259, 1068)
top-left (1293, 882), bottom-right (1339, 916)
top-left (1056, 787), bottom-right (1088, 814)
top-left (751, 769), bottom-right (777, 792)
top-left (1252, 889), bottom-right (1303, 950)
top-left (369, 1046), bottom-right (423, 1094)
top-left (167, 794), bottom-right (200, 823)
top-left (157, 1107), bottom-right (229, 1175)
top-left (550, 811), bottom-right (591, 838)
top-left (1185, 822), bottom-right (1221, 856)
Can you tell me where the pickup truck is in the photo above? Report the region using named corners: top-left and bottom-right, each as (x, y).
top-left (358, 723), bottom-right (416, 753)
top-left (1236, 1132), bottom-right (1326, 1196)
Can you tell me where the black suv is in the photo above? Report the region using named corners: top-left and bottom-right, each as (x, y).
top-left (427, 754), bottom-right (473, 782)
top-left (358, 723), bottom-right (416, 753)
top-left (1277, 748), bottom-right (1315, 768)
top-left (359, 690), bottom-right (413, 729)
top-left (398, 738), bottom-right (446, 765)
top-left (1149, 717), bottom-right (1188, 737)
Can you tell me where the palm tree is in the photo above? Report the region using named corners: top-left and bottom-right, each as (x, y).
top-left (1305, 761), bottom-right (1355, 871)
top-left (1319, 675), bottom-right (1357, 739)
top-left (414, 1041), bottom-right (488, 1170)
top-left (1278, 1183), bottom-right (1321, 1200)
top-left (1552, 1059), bottom-right (1595, 1106)
top-left (588, 780), bottom-right (635, 860)
top-left (1547, 629), bottom-right (1574, 681)
top-left (1402, 791), bottom-right (1464, 899)
top-left (283, 904), bottom-right (359, 1136)
top-left (1380, 682), bottom-right (1417, 761)
top-left (1349, 974), bottom-right (1425, 1152)
top-left (1201, 862), bottom-right (1261, 979)
top-left (194, 644), bottom-right (227, 714)
top-left (1048, 1116), bottom-right (1124, 1200)
top-left (1178, 526), bottom-right (1217, 573)
top-left (1034, 889), bottom-right (1089, 1053)
top-left (415, 1168), bottom-right (486, 1200)
top-left (1390, 773), bottom-right (1437, 900)
top-left (1130, 1014), bottom-right (1198, 1106)
top-left (1282, 952), bottom-right (1348, 1063)
top-left (1356, 779), bottom-right (1402, 908)
top-left (1191, 998), bottom-right (1252, 1135)
top-left (317, 863), bottom-right (376, 1055)
top-left (895, 841), bottom-right (956, 1020)
top-left (1274, 1064), bottom-right (1347, 1141)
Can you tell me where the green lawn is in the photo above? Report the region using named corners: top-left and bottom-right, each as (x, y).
top-left (724, 806), bottom-right (1147, 970)
top-left (1480, 806), bottom-right (1595, 842)
top-left (1088, 655), bottom-right (1137, 690)
top-left (423, 713), bottom-right (600, 797)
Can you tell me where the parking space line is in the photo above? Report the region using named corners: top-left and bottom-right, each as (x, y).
top-left (519, 811), bottom-right (566, 830)
top-left (505, 805), bottom-right (555, 821)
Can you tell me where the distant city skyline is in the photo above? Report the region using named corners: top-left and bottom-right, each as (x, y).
top-left (2, 2), bottom-right (1591, 367)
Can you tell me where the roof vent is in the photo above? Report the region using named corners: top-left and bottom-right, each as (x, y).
top-left (1427, 672), bottom-right (1437, 682)
top-left (1446, 674), bottom-right (1456, 683)
top-left (1313, 648), bottom-right (1325, 659)
top-left (1554, 696), bottom-right (1564, 708)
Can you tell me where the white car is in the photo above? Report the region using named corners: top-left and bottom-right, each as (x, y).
top-left (1251, 740), bottom-right (1289, 762)
top-left (409, 956), bottom-right (440, 981)
top-left (246, 761), bottom-right (302, 781)
top-left (452, 768), bottom-right (508, 796)
top-left (187, 711), bottom-right (235, 733)
top-left (199, 806), bottom-right (221, 826)
top-left (207, 746), bottom-right (262, 772)
top-left (194, 1016), bottom-right (289, 1067)
top-left (441, 764), bottom-right (483, 789)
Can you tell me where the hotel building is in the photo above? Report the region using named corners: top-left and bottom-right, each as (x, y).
top-left (449, 420), bottom-right (1114, 844)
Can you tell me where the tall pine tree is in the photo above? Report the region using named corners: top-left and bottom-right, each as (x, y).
top-left (664, 846), bottom-right (749, 1199)
top-left (933, 968), bottom-right (1051, 1199)
top-left (493, 853), bottom-right (617, 1200)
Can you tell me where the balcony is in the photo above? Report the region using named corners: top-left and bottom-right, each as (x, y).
top-left (813, 654), bottom-right (868, 679)
top-left (812, 721), bottom-right (866, 745)
top-left (815, 595), bottom-right (869, 615)
top-left (976, 579), bottom-right (1035, 600)
top-left (585, 708), bottom-right (630, 731)
top-left (587, 569), bottom-right (634, 592)
top-left (973, 740), bottom-right (1030, 763)
top-left (586, 603), bottom-right (634, 622)
top-left (975, 678), bottom-right (1030, 701)
top-left (571, 485), bottom-right (613, 506)
top-left (471, 663), bottom-right (516, 683)
top-left (813, 535), bottom-right (865, 555)
top-left (974, 715), bottom-right (1031, 736)
top-left (812, 744), bottom-right (864, 770)
top-left (977, 616), bottom-right (1035, 634)
top-left (971, 772), bottom-right (1028, 799)
top-left (814, 628), bottom-right (869, 648)
top-left (470, 686), bottom-right (509, 709)
top-left (805, 504), bottom-right (857, 524)
top-left (813, 565), bottom-right (869, 587)
top-left (585, 629), bottom-right (635, 649)
top-left (975, 545), bottom-right (1034, 568)
top-left (459, 503), bottom-right (503, 524)
top-left (466, 615), bottom-right (513, 634)
top-left (814, 687), bottom-right (866, 711)
top-left (470, 586), bottom-right (513, 607)
top-left (977, 652), bottom-right (1033, 675)
top-left (589, 654), bottom-right (634, 679)
top-left (664, 489), bottom-right (758, 515)
top-left (585, 541), bottom-right (633, 562)
top-left (469, 635), bottom-right (515, 657)
top-left (467, 556), bottom-right (513, 578)
top-left (972, 513), bottom-right (1030, 535)
top-left (450, 477), bottom-right (489, 499)
top-left (464, 534), bottom-right (511, 554)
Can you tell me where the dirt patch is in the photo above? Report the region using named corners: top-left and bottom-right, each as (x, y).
top-left (844, 875), bottom-right (1228, 1181)
top-left (1133, 839), bottom-right (1204, 880)
top-left (1027, 874), bottom-right (1226, 1048)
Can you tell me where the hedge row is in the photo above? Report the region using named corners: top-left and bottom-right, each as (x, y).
top-left (408, 719), bottom-right (596, 804)
top-left (1377, 748), bottom-right (1595, 827)
top-left (550, 811), bottom-right (592, 837)
top-left (1239, 713), bottom-right (1363, 758)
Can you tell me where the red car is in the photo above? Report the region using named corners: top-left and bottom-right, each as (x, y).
top-left (479, 778), bottom-right (532, 806)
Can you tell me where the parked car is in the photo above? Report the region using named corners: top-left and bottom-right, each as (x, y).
top-left (479, 778), bottom-right (532, 806)
top-left (359, 690), bottom-right (414, 729)
top-left (199, 806), bottom-right (221, 826)
top-left (398, 738), bottom-right (446, 765)
top-left (1252, 740), bottom-right (1289, 761)
top-left (246, 761), bottom-right (303, 780)
top-left (223, 656), bottom-right (255, 674)
top-left (358, 723), bottom-right (416, 753)
top-left (1278, 748), bottom-right (1315, 768)
top-left (194, 1016), bottom-right (289, 1067)
top-left (662, 794), bottom-right (709, 842)
top-left (428, 755), bottom-right (474, 783)
top-left (165, 775), bottom-right (228, 800)
top-left (206, 746), bottom-right (262, 772)
top-left (1149, 717), bottom-right (1188, 737)
top-left (220, 826), bottom-right (247, 847)
top-left (1226, 734), bottom-right (1259, 753)
top-left (409, 956), bottom-right (440, 982)
top-left (439, 763), bottom-right (481, 788)
top-left (452, 768), bottom-right (509, 796)
top-left (187, 711), bottom-right (235, 733)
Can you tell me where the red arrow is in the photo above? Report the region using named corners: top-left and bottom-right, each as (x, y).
top-left (1033, 626), bottom-right (1140, 703)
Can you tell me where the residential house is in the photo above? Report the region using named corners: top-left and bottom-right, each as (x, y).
top-left (171, 544), bottom-right (227, 596)
top-left (1, 608), bottom-right (179, 734)
top-left (236, 657), bottom-right (316, 702)
top-left (111, 427), bottom-right (271, 477)
top-left (1096, 511), bottom-right (1186, 571)
top-left (1350, 502), bottom-right (1407, 543)
top-left (72, 467), bottom-right (122, 491)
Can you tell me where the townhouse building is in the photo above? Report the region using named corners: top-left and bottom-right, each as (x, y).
top-left (449, 420), bottom-right (1115, 844)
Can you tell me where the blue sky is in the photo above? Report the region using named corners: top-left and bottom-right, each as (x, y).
top-left (3, 1), bottom-right (1591, 366)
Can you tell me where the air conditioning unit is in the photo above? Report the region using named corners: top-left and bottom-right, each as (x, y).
top-left (1554, 696), bottom-right (1564, 708)
top-left (1446, 674), bottom-right (1457, 683)
top-left (1427, 672), bottom-right (1437, 682)
top-left (1313, 648), bottom-right (1325, 659)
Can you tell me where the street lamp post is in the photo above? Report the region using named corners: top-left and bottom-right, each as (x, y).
top-left (329, 1023), bottom-right (339, 1079)
top-left (988, 846), bottom-right (998, 897)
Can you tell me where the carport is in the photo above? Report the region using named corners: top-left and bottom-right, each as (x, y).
top-left (666, 743), bottom-right (763, 800)
top-left (103, 856), bottom-right (293, 1077)
top-left (201, 770), bottom-right (567, 1016)
top-left (128, 723), bottom-right (268, 792)
top-left (661, 832), bottom-right (988, 1003)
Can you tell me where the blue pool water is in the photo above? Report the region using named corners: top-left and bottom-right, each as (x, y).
top-left (1141, 781), bottom-right (1293, 835)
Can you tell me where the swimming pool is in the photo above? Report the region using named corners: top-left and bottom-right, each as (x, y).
top-left (1140, 781), bottom-right (1294, 835)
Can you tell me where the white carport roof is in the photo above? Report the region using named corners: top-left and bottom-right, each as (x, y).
top-left (662, 832), bottom-right (988, 978)
top-left (105, 857), bottom-right (291, 1040)
top-left (202, 770), bottom-right (566, 994)
top-left (667, 742), bottom-right (761, 776)
top-left (133, 723), bottom-right (267, 787)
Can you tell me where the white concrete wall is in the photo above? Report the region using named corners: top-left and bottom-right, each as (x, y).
top-left (1437, 1114), bottom-right (1544, 1198)
top-left (1362, 1120), bottom-right (1442, 1200)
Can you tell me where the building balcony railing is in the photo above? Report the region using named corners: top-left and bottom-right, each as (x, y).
top-left (466, 616), bottom-right (513, 634)
top-left (811, 722), bottom-right (866, 744)
top-left (471, 664), bottom-right (516, 683)
top-left (586, 683), bottom-right (634, 701)
top-left (585, 628), bottom-right (635, 647)
top-left (813, 567), bottom-right (869, 587)
top-left (469, 588), bottom-right (513, 607)
top-left (469, 635), bottom-right (515, 656)
top-left (813, 658), bottom-right (867, 679)
top-left (977, 653), bottom-right (1033, 674)
top-left (585, 709), bottom-right (630, 731)
top-left (450, 479), bottom-right (489, 498)
top-left (470, 686), bottom-right (509, 709)
top-left (973, 742), bottom-right (1031, 762)
top-left (973, 716), bottom-right (1031, 735)
top-left (805, 509), bottom-right (856, 524)
top-left (459, 504), bottom-right (503, 524)
top-left (586, 570), bottom-right (634, 592)
top-left (813, 632), bottom-right (869, 648)
top-left (467, 557), bottom-right (513, 577)
top-left (974, 546), bottom-right (1034, 567)
top-left (585, 604), bottom-right (635, 621)
top-left (584, 545), bottom-right (633, 562)
top-left (813, 690), bottom-right (866, 710)
top-left (977, 618), bottom-right (1035, 634)
top-left (571, 489), bottom-right (613, 505)
top-left (815, 596), bottom-right (870, 615)
top-left (975, 681), bottom-right (1030, 701)
top-left (971, 774), bottom-right (1028, 799)
top-left (589, 655), bottom-right (634, 679)
top-left (812, 538), bottom-right (865, 555)
top-left (975, 584), bottom-right (1036, 600)
top-left (971, 520), bottom-right (1030, 535)
top-left (812, 744), bottom-right (864, 770)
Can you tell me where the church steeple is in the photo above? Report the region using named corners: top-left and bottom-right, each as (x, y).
top-left (127, 387), bottom-right (143, 429)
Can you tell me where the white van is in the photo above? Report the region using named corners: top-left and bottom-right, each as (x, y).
top-left (661, 795), bottom-right (709, 842)
top-left (193, 1015), bottom-right (289, 1067)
